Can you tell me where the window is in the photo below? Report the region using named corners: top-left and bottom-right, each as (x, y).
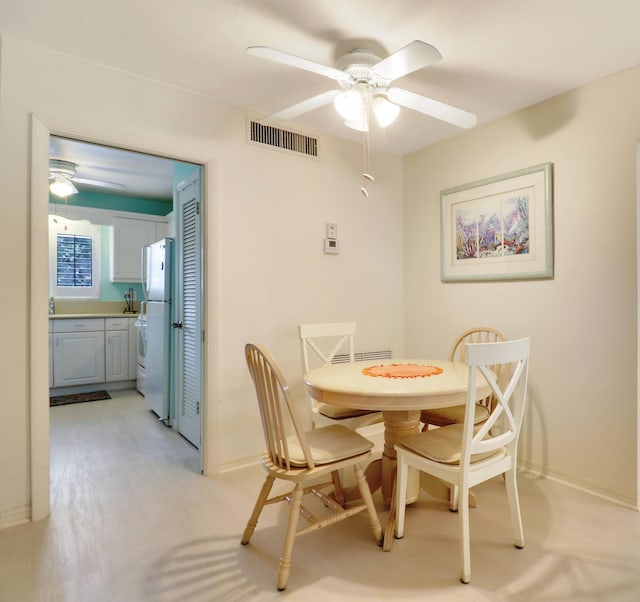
top-left (49, 218), bottom-right (101, 299)
top-left (56, 233), bottom-right (93, 287)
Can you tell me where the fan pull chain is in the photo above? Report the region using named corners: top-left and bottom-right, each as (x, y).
top-left (361, 130), bottom-right (375, 197)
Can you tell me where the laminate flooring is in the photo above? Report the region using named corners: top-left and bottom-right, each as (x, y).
top-left (1, 391), bottom-right (640, 601)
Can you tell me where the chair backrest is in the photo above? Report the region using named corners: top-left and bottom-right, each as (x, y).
top-left (245, 343), bottom-right (316, 470)
top-left (299, 322), bottom-right (356, 373)
top-left (450, 327), bottom-right (506, 410)
top-left (449, 327), bottom-right (505, 363)
top-left (462, 338), bottom-right (530, 466)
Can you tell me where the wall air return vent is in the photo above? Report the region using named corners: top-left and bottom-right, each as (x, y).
top-left (332, 350), bottom-right (393, 365)
top-left (248, 119), bottom-right (318, 158)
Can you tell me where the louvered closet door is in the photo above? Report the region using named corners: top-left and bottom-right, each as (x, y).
top-left (176, 172), bottom-right (202, 448)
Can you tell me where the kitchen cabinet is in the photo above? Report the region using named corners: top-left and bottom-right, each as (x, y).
top-left (48, 320), bottom-right (53, 388)
top-left (128, 318), bottom-right (138, 380)
top-left (105, 318), bottom-right (129, 382)
top-left (110, 217), bottom-right (159, 282)
top-left (52, 319), bottom-right (106, 387)
top-left (50, 317), bottom-right (139, 390)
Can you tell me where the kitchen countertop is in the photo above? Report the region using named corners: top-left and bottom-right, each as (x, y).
top-left (49, 313), bottom-right (140, 319)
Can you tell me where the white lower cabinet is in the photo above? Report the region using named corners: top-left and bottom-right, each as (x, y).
top-left (53, 330), bottom-right (106, 387)
top-left (51, 316), bottom-right (138, 389)
top-left (128, 318), bottom-right (138, 380)
top-left (48, 333), bottom-right (53, 388)
top-left (48, 320), bottom-right (53, 387)
top-left (105, 320), bottom-right (129, 382)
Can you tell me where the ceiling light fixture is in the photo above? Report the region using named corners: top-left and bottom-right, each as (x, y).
top-left (334, 83), bottom-right (400, 133)
top-left (344, 113), bottom-right (369, 132)
top-left (372, 95), bottom-right (400, 127)
top-left (49, 173), bottom-right (78, 198)
top-left (334, 88), bottom-right (364, 122)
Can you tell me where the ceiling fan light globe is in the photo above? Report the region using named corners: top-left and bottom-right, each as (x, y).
top-left (334, 89), bottom-right (364, 121)
top-left (50, 174), bottom-right (78, 197)
top-left (372, 96), bottom-right (400, 127)
top-left (344, 114), bottom-right (369, 132)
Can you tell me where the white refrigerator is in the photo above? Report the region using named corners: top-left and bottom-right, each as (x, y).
top-left (141, 238), bottom-right (173, 422)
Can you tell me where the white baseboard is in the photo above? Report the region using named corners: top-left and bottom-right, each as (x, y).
top-left (0, 505), bottom-right (30, 530)
top-left (217, 455), bottom-right (262, 474)
top-left (520, 463), bottom-right (638, 511)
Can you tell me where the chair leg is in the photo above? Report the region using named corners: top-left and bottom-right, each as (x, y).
top-left (354, 464), bottom-right (383, 546)
top-left (331, 470), bottom-right (345, 506)
top-left (241, 474), bottom-right (275, 545)
top-left (394, 456), bottom-right (409, 539)
top-left (277, 482), bottom-right (303, 591)
top-left (505, 468), bottom-right (525, 549)
top-left (449, 484), bottom-right (459, 512)
top-left (458, 485), bottom-right (471, 584)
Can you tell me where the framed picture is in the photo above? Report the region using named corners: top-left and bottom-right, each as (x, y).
top-left (441, 162), bottom-right (553, 282)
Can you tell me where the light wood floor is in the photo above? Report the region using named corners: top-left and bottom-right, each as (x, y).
top-left (1, 391), bottom-right (640, 601)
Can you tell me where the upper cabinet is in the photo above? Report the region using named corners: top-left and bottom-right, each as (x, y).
top-left (110, 217), bottom-right (160, 282)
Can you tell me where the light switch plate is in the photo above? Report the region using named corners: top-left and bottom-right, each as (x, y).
top-left (326, 223), bottom-right (337, 240)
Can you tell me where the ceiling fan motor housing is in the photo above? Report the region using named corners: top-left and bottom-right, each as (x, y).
top-left (336, 49), bottom-right (391, 91)
top-left (49, 158), bottom-right (77, 178)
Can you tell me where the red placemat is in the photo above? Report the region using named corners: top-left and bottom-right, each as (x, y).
top-left (362, 363), bottom-right (444, 379)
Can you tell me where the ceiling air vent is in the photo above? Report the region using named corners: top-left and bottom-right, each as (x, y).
top-left (248, 120), bottom-right (318, 158)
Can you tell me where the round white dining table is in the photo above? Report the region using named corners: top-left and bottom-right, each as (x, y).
top-left (304, 359), bottom-right (490, 552)
top-left (304, 358), bottom-right (490, 550)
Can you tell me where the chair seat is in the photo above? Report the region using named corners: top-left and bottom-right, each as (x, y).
top-left (286, 424), bottom-right (374, 467)
top-left (317, 402), bottom-right (378, 420)
top-left (420, 403), bottom-right (489, 427)
top-left (398, 423), bottom-right (505, 465)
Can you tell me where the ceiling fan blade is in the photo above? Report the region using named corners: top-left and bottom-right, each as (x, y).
top-left (373, 40), bottom-right (442, 81)
top-left (73, 177), bottom-right (127, 190)
top-left (388, 87), bottom-right (477, 129)
top-left (271, 90), bottom-right (341, 120)
top-left (247, 46), bottom-right (350, 83)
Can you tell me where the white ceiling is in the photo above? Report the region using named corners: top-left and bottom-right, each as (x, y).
top-left (49, 137), bottom-right (176, 201)
top-left (4, 0), bottom-right (640, 196)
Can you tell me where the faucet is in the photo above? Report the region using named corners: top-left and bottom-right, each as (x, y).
top-left (49, 297), bottom-right (55, 315)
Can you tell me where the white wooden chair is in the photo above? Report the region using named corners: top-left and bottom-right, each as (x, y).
top-left (395, 337), bottom-right (531, 584)
top-left (242, 343), bottom-right (383, 591)
top-left (299, 322), bottom-right (384, 430)
top-left (420, 327), bottom-right (506, 429)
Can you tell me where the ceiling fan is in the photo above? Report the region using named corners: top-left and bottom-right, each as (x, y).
top-left (49, 158), bottom-right (127, 197)
top-left (246, 40), bottom-right (477, 132)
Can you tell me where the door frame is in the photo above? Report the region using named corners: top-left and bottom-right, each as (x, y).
top-left (29, 115), bottom-right (211, 520)
top-left (637, 142), bottom-right (640, 511)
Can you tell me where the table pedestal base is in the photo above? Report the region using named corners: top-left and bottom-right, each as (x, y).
top-left (336, 410), bottom-right (477, 551)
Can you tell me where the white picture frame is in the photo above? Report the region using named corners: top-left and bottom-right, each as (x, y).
top-left (441, 162), bottom-right (553, 282)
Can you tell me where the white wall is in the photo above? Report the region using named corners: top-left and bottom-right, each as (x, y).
top-left (0, 36), bottom-right (404, 526)
top-left (5, 32), bottom-right (635, 525)
top-left (404, 66), bottom-right (640, 506)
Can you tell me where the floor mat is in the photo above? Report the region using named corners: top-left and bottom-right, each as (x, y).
top-left (50, 390), bottom-right (111, 407)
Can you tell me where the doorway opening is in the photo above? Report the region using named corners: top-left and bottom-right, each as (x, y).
top-left (31, 118), bottom-right (207, 520)
top-left (48, 135), bottom-right (204, 447)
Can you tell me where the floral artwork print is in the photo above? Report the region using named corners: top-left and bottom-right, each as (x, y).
top-left (455, 193), bottom-right (530, 260)
top-left (441, 163), bottom-right (552, 281)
